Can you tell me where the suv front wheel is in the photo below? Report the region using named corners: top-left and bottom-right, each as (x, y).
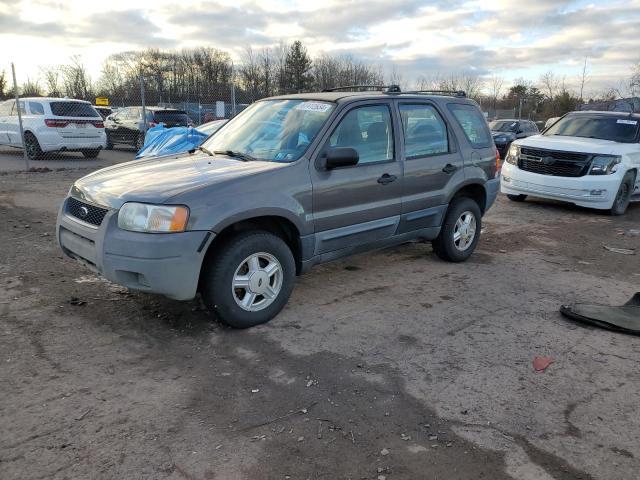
top-left (201, 231), bottom-right (296, 328)
top-left (610, 171), bottom-right (635, 216)
top-left (432, 197), bottom-right (482, 262)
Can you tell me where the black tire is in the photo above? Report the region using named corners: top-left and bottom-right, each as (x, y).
top-left (507, 194), bottom-right (528, 202)
top-left (82, 149), bottom-right (100, 159)
top-left (24, 132), bottom-right (43, 161)
top-left (135, 132), bottom-right (145, 151)
top-left (432, 197), bottom-right (482, 262)
top-left (105, 132), bottom-right (113, 150)
top-left (610, 171), bottom-right (635, 216)
top-left (201, 231), bottom-right (296, 328)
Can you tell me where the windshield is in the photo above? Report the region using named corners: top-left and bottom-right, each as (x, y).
top-left (201, 99), bottom-right (335, 162)
top-left (543, 115), bottom-right (640, 143)
top-left (489, 120), bottom-right (518, 132)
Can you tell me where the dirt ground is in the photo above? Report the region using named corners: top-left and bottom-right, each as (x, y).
top-left (1, 169), bottom-right (639, 480)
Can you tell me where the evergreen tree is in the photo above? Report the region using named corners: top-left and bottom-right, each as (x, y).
top-left (284, 41), bottom-right (312, 93)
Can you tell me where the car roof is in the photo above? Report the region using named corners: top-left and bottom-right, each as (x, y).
top-left (492, 119), bottom-right (521, 122)
top-left (266, 91), bottom-right (473, 104)
top-left (16, 97), bottom-right (91, 103)
top-left (568, 110), bottom-right (640, 119)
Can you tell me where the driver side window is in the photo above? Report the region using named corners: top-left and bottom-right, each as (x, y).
top-left (327, 105), bottom-right (394, 165)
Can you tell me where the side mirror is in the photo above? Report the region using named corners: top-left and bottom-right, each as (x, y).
top-left (325, 147), bottom-right (359, 169)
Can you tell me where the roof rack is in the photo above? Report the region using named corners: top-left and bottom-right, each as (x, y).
top-left (321, 85), bottom-right (466, 97)
top-left (322, 84), bottom-right (401, 93)
top-left (402, 89), bottom-right (466, 98)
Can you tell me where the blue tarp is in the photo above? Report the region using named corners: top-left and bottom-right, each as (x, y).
top-left (135, 125), bottom-right (209, 159)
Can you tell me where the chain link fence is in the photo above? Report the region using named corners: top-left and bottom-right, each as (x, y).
top-left (0, 61), bottom-right (258, 168)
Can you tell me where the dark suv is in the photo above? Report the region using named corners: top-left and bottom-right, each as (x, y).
top-left (104, 107), bottom-right (192, 150)
top-left (489, 119), bottom-right (539, 158)
top-left (57, 87), bottom-right (500, 328)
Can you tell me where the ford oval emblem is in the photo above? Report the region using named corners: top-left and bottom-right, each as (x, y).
top-left (79, 206), bottom-right (89, 218)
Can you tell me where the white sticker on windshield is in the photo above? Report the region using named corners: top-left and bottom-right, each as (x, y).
top-left (617, 119), bottom-right (638, 125)
top-left (295, 102), bottom-right (331, 113)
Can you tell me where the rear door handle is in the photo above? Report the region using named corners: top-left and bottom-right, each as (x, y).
top-left (377, 173), bottom-right (397, 185)
top-left (442, 163), bottom-right (458, 174)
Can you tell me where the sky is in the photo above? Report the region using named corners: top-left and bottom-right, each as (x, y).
top-left (1, 0), bottom-right (639, 96)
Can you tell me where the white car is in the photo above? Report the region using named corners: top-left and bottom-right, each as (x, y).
top-left (0, 98), bottom-right (106, 160)
top-left (501, 111), bottom-right (640, 215)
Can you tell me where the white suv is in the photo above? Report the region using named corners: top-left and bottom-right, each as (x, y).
top-left (501, 111), bottom-right (640, 215)
top-left (0, 98), bottom-right (106, 160)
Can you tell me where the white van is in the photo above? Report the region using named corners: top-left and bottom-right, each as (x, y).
top-left (0, 98), bottom-right (106, 160)
top-left (501, 111), bottom-right (640, 215)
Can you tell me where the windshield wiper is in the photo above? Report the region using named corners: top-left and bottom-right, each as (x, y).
top-left (189, 145), bottom-right (214, 156)
top-left (213, 150), bottom-right (256, 162)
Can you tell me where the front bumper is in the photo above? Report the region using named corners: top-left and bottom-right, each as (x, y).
top-left (56, 197), bottom-right (214, 300)
top-left (500, 162), bottom-right (622, 209)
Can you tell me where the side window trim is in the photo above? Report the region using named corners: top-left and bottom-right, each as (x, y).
top-left (397, 101), bottom-right (451, 160)
top-left (318, 101), bottom-right (397, 169)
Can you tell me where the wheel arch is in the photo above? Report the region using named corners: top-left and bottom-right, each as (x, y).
top-left (199, 215), bottom-right (303, 291)
top-left (448, 182), bottom-right (487, 213)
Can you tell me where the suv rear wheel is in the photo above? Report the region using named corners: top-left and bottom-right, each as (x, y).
top-left (24, 132), bottom-right (43, 160)
top-left (201, 231), bottom-right (296, 328)
top-left (507, 194), bottom-right (527, 202)
top-left (432, 197), bottom-right (482, 262)
top-left (610, 171), bottom-right (635, 216)
top-left (82, 149), bottom-right (100, 159)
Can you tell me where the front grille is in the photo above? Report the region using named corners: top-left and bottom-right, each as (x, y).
top-left (66, 197), bottom-right (108, 226)
top-left (519, 147), bottom-right (590, 177)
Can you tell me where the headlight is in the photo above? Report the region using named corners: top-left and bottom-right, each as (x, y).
top-left (505, 144), bottom-right (520, 165)
top-left (589, 155), bottom-right (621, 175)
top-left (118, 202), bottom-right (189, 233)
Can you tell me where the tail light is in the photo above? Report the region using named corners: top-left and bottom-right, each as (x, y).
top-left (149, 121), bottom-right (157, 128)
top-left (45, 119), bottom-right (69, 128)
top-left (495, 148), bottom-right (502, 177)
top-left (92, 121), bottom-right (104, 128)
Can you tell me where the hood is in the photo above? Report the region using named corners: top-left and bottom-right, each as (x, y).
top-left (72, 153), bottom-right (287, 208)
top-left (514, 135), bottom-right (632, 156)
top-left (491, 131), bottom-right (515, 139)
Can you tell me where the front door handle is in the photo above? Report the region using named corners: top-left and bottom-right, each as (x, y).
top-left (377, 173), bottom-right (397, 185)
top-left (442, 163), bottom-right (458, 174)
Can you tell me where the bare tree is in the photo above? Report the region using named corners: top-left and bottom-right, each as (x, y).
top-left (578, 57), bottom-right (589, 101)
top-left (488, 74), bottom-right (504, 110)
top-left (539, 71), bottom-right (559, 100)
top-left (387, 64), bottom-right (404, 89)
top-left (40, 66), bottom-right (63, 97)
top-left (0, 70), bottom-right (6, 99)
top-left (62, 56), bottom-right (93, 100)
top-left (631, 62), bottom-right (640, 97)
top-left (437, 73), bottom-right (484, 100)
top-left (22, 78), bottom-right (42, 97)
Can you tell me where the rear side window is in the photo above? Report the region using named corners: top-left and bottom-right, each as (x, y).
top-left (399, 104), bottom-right (448, 157)
top-left (29, 102), bottom-right (44, 115)
top-left (50, 102), bottom-right (99, 118)
top-left (327, 105), bottom-right (394, 165)
top-left (153, 111), bottom-right (190, 124)
top-left (448, 103), bottom-right (491, 148)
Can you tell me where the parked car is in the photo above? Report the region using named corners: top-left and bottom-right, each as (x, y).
top-left (544, 116), bottom-right (560, 129)
top-left (104, 107), bottom-right (192, 150)
top-left (94, 106), bottom-right (112, 120)
top-left (501, 111), bottom-right (640, 215)
top-left (0, 98), bottom-right (106, 160)
top-left (489, 119), bottom-right (539, 158)
top-left (57, 87), bottom-right (500, 328)
top-left (135, 120), bottom-right (229, 159)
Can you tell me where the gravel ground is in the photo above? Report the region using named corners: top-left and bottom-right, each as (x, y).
top-left (1, 169), bottom-right (639, 480)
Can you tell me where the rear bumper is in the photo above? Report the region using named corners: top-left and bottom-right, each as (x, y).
top-left (56, 197), bottom-right (213, 300)
top-left (485, 178), bottom-right (500, 212)
top-left (39, 130), bottom-right (106, 152)
top-left (500, 162), bottom-right (622, 209)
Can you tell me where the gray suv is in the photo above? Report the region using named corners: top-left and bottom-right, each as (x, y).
top-left (56, 87), bottom-right (500, 328)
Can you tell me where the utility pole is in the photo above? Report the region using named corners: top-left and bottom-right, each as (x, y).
top-left (231, 60), bottom-right (236, 117)
top-left (11, 63), bottom-right (29, 171)
top-left (139, 71), bottom-right (147, 134)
